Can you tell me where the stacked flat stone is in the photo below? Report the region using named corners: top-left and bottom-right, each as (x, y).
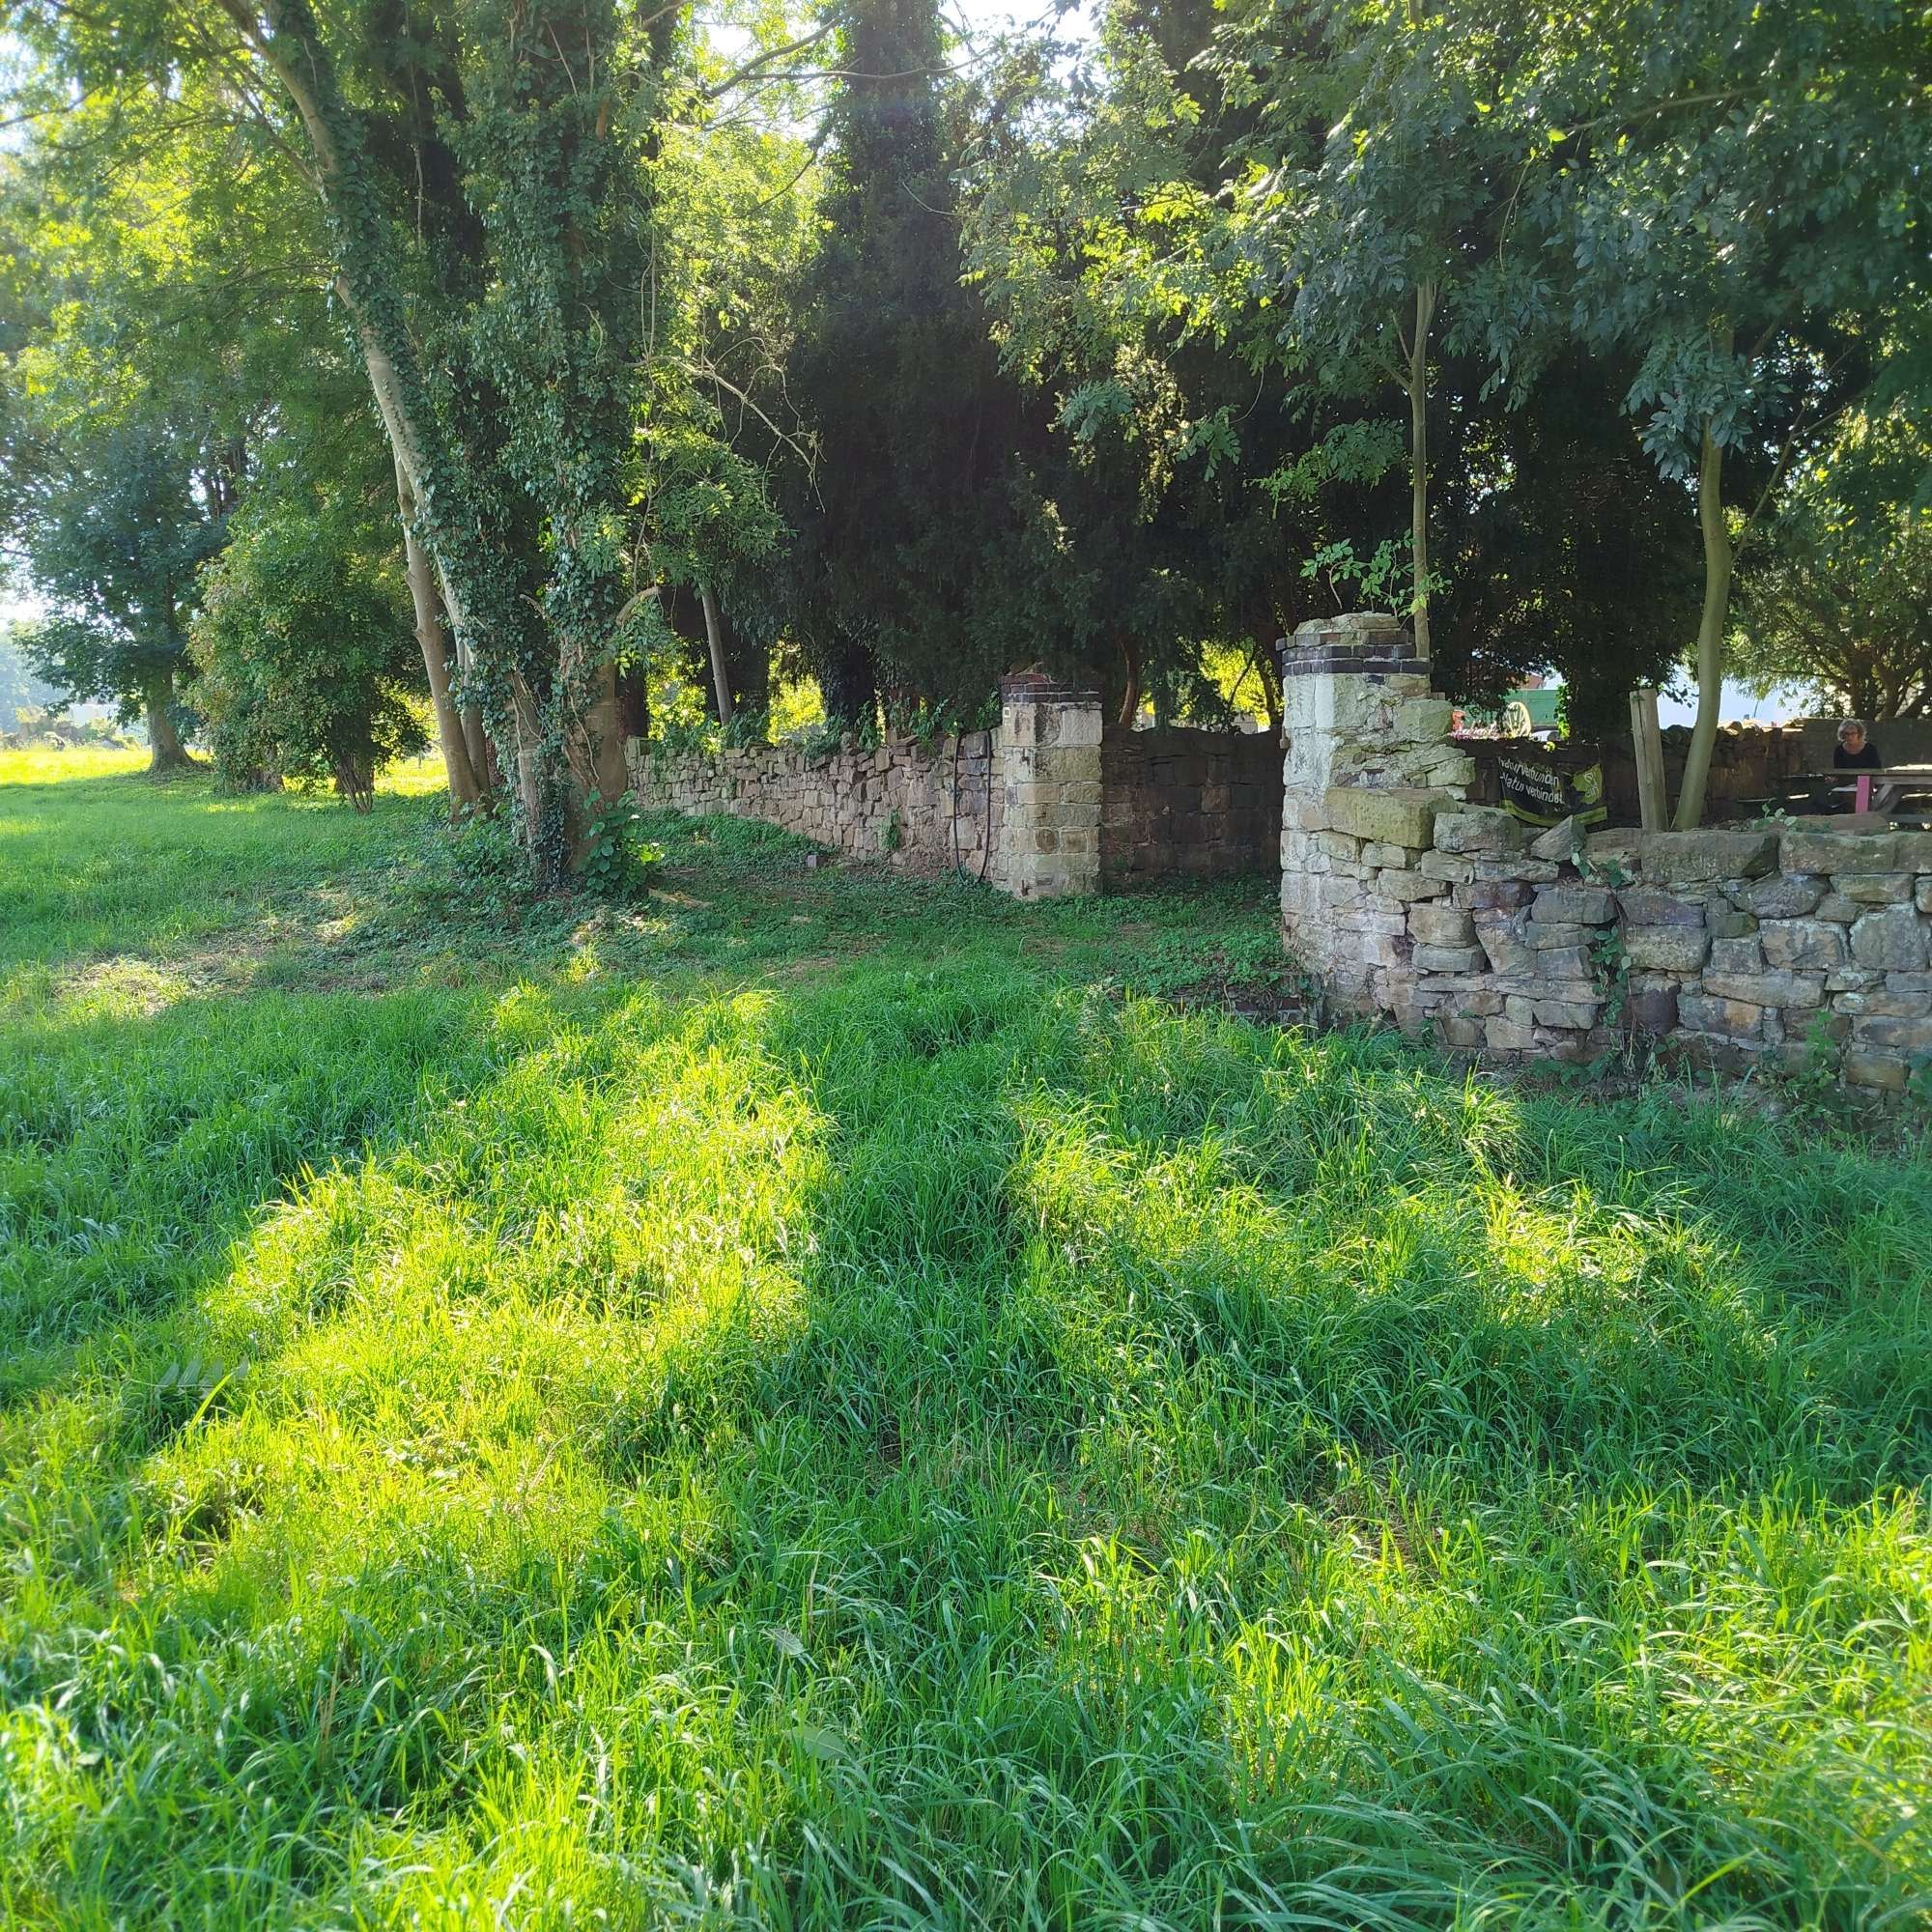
top-left (1271, 620), bottom-right (1932, 1090)
top-left (623, 730), bottom-right (1000, 877)
top-left (1277, 613), bottom-right (1476, 1012)
top-left (993, 674), bottom-right (1103, 898)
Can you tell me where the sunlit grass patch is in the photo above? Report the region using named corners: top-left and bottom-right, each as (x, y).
top-left (1, 762), bottom-right (1929, 1927)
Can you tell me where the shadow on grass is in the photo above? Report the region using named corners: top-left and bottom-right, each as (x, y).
top-left (4, 931), bottom-right (1929, 1925)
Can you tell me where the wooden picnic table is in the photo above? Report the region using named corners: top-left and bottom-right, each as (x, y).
top-left (1792, 766), bottom-right (1932, 815)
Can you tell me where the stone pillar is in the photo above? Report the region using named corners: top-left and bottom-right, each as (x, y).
top-left (993, 671), bottom-right (1102, 898)
top-left (1277, 613), bottom-right (1474, 1016)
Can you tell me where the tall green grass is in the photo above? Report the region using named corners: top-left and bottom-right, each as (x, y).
top-left (2, 753), bottom-right (1928, 1928)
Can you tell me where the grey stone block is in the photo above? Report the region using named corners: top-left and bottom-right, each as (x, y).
top-left (1618, 888), bottom-right (1704, 927)
top-left (1409, 902), bottom-right (1477, 947)
top-left (1850, 905), bottom-right (1929, 970)
top-left (1745, 873), bottom-right (1826, 919)
top-left (1701, 970), bottom-right (1825, 1009)
top-left (1413, 943), bottom-right (1488, 974)
top-left (1532, 885), bottom-right (1617, 924)
top-left (1761, 921), bottom-right (1846, 971)
top-left (1679, 993), bottom-right (1764, 1038)
top-left (1638, 828), bottom-right (1778, 882)
top-left (1623, 927), bottom-right (1709, 973)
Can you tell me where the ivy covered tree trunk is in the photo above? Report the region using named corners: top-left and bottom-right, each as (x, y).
top-left (393, 457), bottom-right (481, 814)
top-left (143, 665), bottom-right (191, 772)
top-left (1673, 423), bottom-right (1733, 831)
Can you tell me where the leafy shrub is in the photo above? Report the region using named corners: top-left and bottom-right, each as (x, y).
top-left (190, 496), bottom-right (424, 807)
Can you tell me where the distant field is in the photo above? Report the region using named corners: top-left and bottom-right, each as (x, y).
top-left (2, 748), bottom-right (1928, 1929)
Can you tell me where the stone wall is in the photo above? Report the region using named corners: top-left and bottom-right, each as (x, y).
top-left (1276, 614), bottom-right (1932, 1093)
top-left (630, 684), bottom-right (1284, 898)
top-left (627, 729), bottom-right (1000, 875)
top-left (1100, 724), bottom-right (1281, 886)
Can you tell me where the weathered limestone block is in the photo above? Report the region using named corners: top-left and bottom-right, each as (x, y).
top-left (1709, 935), bottom-right (1764, 975)
top-left (1624, 927), bottom-right (1709, 972)
top-left (1638, 828), bottom-right (1778, 882)
top-left (1409, 902), bottom-right (1476, 948)
top-left (1528, 921), bottom-right (1594, 950)
top-left (1529, 994), bottom-right (1601, 1029)
top-left (1435, 808), bottom-right (1523, 857)
top-left (1853, 1015), bottom-right (1932, 1054)
top-left (1761, 921), bottom-right (1847, 970)
top-left (1625, 985), bottom-right (1680, 1036)
top-left (1474, 914), bottom-right (1535, 977)
top-left (1459, 879), bottom-right (1536, 913)
top-left (1419, 850), bottom-right (1475, 883)
top-left (1474, 856), bottom-right (1560, 884)
top-left (1831, 872), bottom-right (1913, 905)
top-left (1528, 815), bottom-right (1584, 862)
top-left (1850, 905), bottom-right (1928, 970)
top-left (1486, 1017), bottom-right (1538, 1053)
top-left (1533, 944), bottom-right (1595, 980)
top-left (1378, 868), bottom-right (1449, 903)
top-left (1741, 873), bottom-right (1825, 918)
top-left (1702, 969), bottom-right (1825, 1009)
top-left (1532, 885), bottom-right (1616, 924)
top-left (1322, 784), bottom-right (1443, 849)
top-left (1816, 892), bottom-right (1859, 923)
top-left (1414, 942), bottom-right (1487, 974)
top-left (1845, 1049), bottom-right (1909, 1091)
top-left (1780, 828), bottom-right (1898, 874)
top-left (1679, 993), bottom-right (1764, 1038)
top-left (1834, 989), bottom-right (1930, 1017)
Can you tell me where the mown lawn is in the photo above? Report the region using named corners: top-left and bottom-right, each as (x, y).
top-left (2, 749), bottom-right (1928, 1930)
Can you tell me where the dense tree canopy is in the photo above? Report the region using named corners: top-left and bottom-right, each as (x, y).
top-left (1, 0), bottom-right (1926, 851)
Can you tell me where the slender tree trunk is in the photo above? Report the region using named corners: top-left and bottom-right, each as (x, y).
top-left (1117, 634), bottom-right (1141, 728)
top-left (1673, 421), bottom-right (1733, 831)
top-left (700, 583), bottom-right (734, 727)
top-left (144, 667), bottom-right (191, 773)
top-left (393, 455), bottom-right (481, 814)
top-left (452, 630), bottom-right (496, 793)
top-left (1407, 278), bottom-right (1437, 661)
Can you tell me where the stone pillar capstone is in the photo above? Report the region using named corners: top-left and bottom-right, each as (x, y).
top-left (1277, 612), bottom-right (1474, 1016)
top-left (993, 671), bottom-right (1102, 898)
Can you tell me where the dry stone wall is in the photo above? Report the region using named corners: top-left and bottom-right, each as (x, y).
top-left (627, 730), bottom-right (1000, 875)
top-left (1277, 614), bottom-right (1932, 1092)
top-left (1100, 725), bottom-right (1281, 886)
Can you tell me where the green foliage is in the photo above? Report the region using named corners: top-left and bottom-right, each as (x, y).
top-left (3, 751), bottom-right (1931, 1923)
top-left (191, 496), bottom-right (426, 807)
top-left (1733, 408), bottom-right (1932, 721)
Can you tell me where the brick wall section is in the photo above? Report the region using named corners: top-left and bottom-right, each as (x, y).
top-left (626, 731), bottom-right (1000, 876)
top-left (1100, 725), bottom-right (1282, 885)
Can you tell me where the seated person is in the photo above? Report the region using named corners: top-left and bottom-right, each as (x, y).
top-left (1835, 719), bottom-right (1883, 769)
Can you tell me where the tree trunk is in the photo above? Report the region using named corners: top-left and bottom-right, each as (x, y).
top-left (821, 640), bottom-right (876, 734)
top-left (1673, 422), bottom-right (1733, 831)
top-left (616, 663), bottom-right (649, 742)
top-left (700, 583), bottom-right (734, 727)
top-left (144, 668), bottom-right (192, 772)
top-left (394, 454), bottom-right (481, 814)
top-left (1407, 278), bottom-right (1437, 661)
top-left (1117, 634), bottom-right (1141, 728)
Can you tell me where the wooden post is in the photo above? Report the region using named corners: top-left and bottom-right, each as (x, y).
top-left (1630, 688), bottom-right (1667, 833)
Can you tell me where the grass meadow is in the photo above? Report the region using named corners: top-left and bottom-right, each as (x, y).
top-left (2, 748), bottom-right (1929, 1929)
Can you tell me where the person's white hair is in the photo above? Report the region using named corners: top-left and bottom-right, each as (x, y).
top-left (1838, 719), bottom-right (1867, 743)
